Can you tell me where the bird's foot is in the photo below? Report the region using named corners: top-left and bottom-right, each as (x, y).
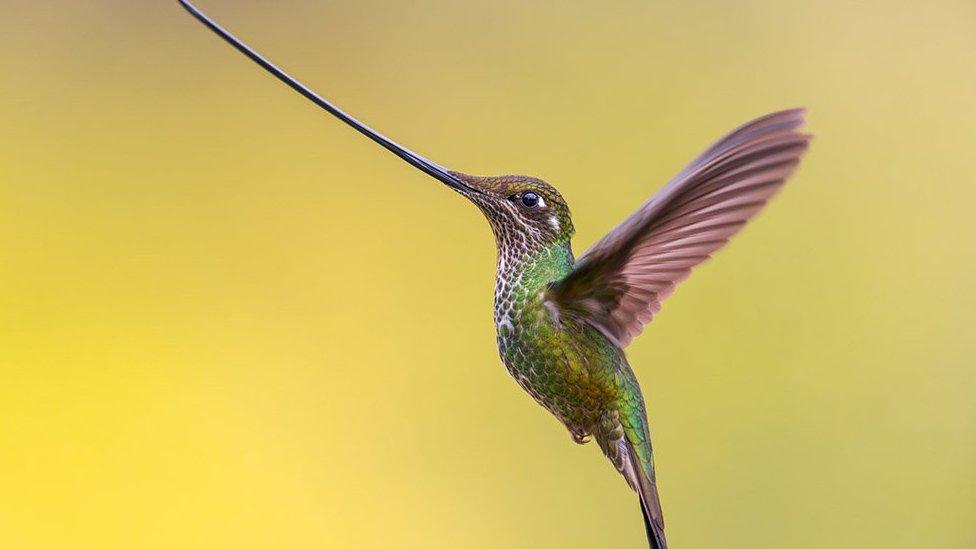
top-left (571, 430), bottom-right (591, 445)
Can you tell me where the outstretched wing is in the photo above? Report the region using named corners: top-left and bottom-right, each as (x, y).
top-left (546, 109), bottom-right (811, 347)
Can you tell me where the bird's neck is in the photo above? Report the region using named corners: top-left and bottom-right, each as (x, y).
top-left (493, 239), bottom-right (574, 334)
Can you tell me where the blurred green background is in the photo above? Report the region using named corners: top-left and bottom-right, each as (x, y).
top-left (2, 1), bottom-right (974, 547)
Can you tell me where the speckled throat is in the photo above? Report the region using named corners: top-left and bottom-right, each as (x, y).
top-left (492, 238), bottom-right (574, 340)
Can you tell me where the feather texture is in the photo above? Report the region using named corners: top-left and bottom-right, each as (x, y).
top-left (547, 109), bottom-right (812, 347)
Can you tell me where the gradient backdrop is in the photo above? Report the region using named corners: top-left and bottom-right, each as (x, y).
top-left (2, 1), bottom-right (974, 547)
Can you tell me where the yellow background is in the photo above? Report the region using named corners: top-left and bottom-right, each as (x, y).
top-left (2, 1), bottom-right (974, 547)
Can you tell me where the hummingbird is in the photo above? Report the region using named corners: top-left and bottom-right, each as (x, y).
top-left (179, 2), bottom-right (811, 547)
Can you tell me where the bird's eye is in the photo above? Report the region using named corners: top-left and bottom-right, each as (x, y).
top-left (519, 191), bottom-right (542, 209)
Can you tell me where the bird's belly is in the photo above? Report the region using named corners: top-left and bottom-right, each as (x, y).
top-left (497, 323), bottom-right (617, 431)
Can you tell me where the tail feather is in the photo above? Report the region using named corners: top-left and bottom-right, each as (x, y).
top-left (595, 409), bottom-right (668, 548)
top-left (636, 475), bottom-right (667, 549)
top-left (626, 438), bottom-right (666, 549)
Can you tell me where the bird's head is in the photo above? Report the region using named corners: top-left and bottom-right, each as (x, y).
top-left (446, 172), bottom-right (575, 250)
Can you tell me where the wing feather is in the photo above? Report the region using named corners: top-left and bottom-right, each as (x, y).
top-left (546, 109), bottom-right (811, 347)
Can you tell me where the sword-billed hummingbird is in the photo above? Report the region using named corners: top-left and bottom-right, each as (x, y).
top-left (178, 2), bottom-right (811, 547)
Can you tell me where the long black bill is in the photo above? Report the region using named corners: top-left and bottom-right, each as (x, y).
top-left (177, 0), bottom-right (475, 193)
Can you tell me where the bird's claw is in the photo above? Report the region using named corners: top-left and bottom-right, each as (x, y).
top-left (571, 431), bottom-right (591, 445)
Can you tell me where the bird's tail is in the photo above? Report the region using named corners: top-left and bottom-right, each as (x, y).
top-left (596, 415), bottom-right (668, 549)
top-left (617, 436), bottom-right (667, 549)
top-left (631, 455), bottom-right (667, 549)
